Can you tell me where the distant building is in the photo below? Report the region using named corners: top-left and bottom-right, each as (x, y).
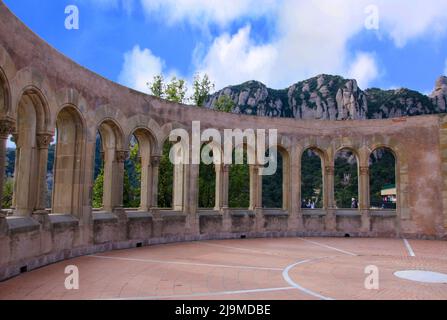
top-left (381, 184), bottom-right (397, 204)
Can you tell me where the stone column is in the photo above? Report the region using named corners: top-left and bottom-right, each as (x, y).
top-left (222, 165), bottom-right (229, 209)
top-left (186, 163), bottom-right (199, 235)
top-left (0, 118), bottom-right (15, 212)
top-left (214, 164), bottom-right (223, 210)
top-left (249, 165), bottom-right (263, 210)
top-left (173, 163), bottom-right (184, 211)
top-left (359, 166), bottom-right (371, 232)
top-left (220, 165), bottom-right (231, 232)
top-left (214, 164), bottom-right (229, 210)
top-left (324, 166), bottom-right (335, 209)
top-left (34, 133), bottom-right (54, 213)
top-left (150, 155), bottom-right (160, 210)
top-left (289, 160), bottom-right (302, 232)
top-left (139, 154), bottom-right (151, 212)
top-left (324, 165), bottom-right (336, 231)
top-left (250, 164), bottom-right (264, 233)
top-left (113, 150), bottom-right (128, 210)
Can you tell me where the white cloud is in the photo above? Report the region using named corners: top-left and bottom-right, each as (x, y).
top-left (118, 45), bottom-right (164, 93)
top-left (118, 0), bottom-right (447, 91)
top-left (195, 26), bottom-right (277, 90)
top-left (375, 0), bottom-right (447, 47)
top-left (195, 0), bottom-right (447, 89)
top-left (139, 0), bottom-right (276, 27)
top-left (195, 1), bottom-right (370, 89)
top-left (348, 53), bottom-right (379, 89)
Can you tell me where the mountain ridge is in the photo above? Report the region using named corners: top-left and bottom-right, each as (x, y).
top-left (205, 74), bottom-right (447, 120)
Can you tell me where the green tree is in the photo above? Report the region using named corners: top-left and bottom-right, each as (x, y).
top-left (192, 73), bottom-right (214, 107)
top-left (369, 149), bottom-right (396, 206)
top-left (2, 177), bottom-right (14, 208)
top-left (158, 141), bottom-right (174, 208)
top-left (123, 142), bottom-right (141, 208)
top-left (229, 151), bottom-right (250, 208)
top-left (262, 151), bottom-right (283, 208)
top-left (301, 150), bottom-right (323, 208)
top-left (165, 77), bottom-right (187, 103)
top-left (214, 94), bottom-right (235, 113)
top-left (148, 74), bottom-right (165, 98)
top-left (92, 168), bottom-right (104, 208)
top-left (334, 150), bottom-right (358, 208)
top-left (198, 145), bottom-right (216, 208)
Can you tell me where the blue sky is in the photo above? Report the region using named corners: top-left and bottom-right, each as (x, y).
top-left (4, 0), bottom-right (447, 95)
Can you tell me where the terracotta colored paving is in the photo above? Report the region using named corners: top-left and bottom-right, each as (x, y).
top-left (0, 237), bottom-right (446, 300)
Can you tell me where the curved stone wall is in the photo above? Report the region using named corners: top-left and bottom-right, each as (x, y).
top-left (0, 2), bottom-right (446, 281)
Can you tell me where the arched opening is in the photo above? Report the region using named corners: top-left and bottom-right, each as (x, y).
top-left (0, 72), bottom-right (14, 212)
top-left (92, 119), bottom-right (124, 212)
top-left (334, 148), bottom-right (359, 209)
top-left (262, 147), bottom-right (290, 210)
top-left (52, 106), bottom-right (84, 215)
top-left (123, 134), bottom-right (141, 209)
top-left (198, 143), bottom-right (216, 209)
top-left (301, 148), bottom-right (323, 209)
top-left (3, 134), bottom-right (15, 211)
top-left (14, 89), bottom-right (50, 216)
top-left (229, 148), bottom-right (250, 209)
top-left (126, 128), bottom-right (157, 211)
top-left (92, 132), bottom-right (104, 209)
top-left (369, 147), bottom-right (397, 210)
top-left (158, 139), bottom-right (185, 211)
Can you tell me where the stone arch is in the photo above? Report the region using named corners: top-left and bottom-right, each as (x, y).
top-left (262, 144), bottom-right (291, 210)
top-left (333, 146), bottom-right (360, 209)
top-left (52, 105), bottom-right (86, 216)
top-left (0, 45), bottom-right (17, 116)
top-left (227, 141), bottom-right (256, 210)
top-left (56, 88), bottom-right (90, 118)
top-left (156, 121), bottom-right (190, 211)
top-left (95, 118), bottom-right (126, 212)
top-left (197, 140), bottom-right (222, 209)
top-left (367, 137), bottom-right (408, 222)
top-left (300, 146), bottom-right (326, 209)
top-left (13, 87), bottom-right (53, 216)
top-left (0, 68), bottom-right (10, 115)
top-left (10, 68), bottom-right (57, 132)
top-left (128, 126), bottom-right (158, 211)
top-left (368, 145), bottom-right (397, 210)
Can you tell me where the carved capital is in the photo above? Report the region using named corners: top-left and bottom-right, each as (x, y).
top-left (360, 166), bottom-right (370, 175)
top-left (115, 150), bottom-right (129, 163)
top-left (150, 155), bottom-right (161, 167)
top-left (0, 118), bottom-right (15, 139)
top-left (36, 133), bottom-right (54, 149)
top-left (325, 166), bottom-right (335, 175)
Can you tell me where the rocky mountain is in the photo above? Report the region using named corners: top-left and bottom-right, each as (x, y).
top-left (205, 74), bottom-right (447, 120)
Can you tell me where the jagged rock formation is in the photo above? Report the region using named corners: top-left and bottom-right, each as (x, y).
top-left (430, 76), bottom-right (447, 113)
top-left (205, 75), bottom-right (447, 120)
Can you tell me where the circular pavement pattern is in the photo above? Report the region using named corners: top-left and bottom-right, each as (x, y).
top-left (0, 237), bottom-right (446, 300)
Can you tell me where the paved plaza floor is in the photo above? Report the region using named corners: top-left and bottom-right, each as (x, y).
top-left (0, 237), bottom-right (446, 300)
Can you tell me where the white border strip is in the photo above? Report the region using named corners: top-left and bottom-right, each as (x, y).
top-left (89, 255), bottom-right (283, 271)
top-left (403, 239), bottom-right (416, 257)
